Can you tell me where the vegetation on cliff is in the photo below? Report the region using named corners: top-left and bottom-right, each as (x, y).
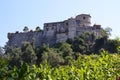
top-left (0, 49), bottom-right (120, 79)
top-left (0, 28), bottom-right (120, 79)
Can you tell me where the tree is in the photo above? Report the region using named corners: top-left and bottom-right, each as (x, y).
top-left (101, 27), bottom-right (112, 39)
top-left (101, 28), bottom-right (108, 39)
top-left (58, 42), bottom-right (73, 65)
top-left (93, 37), bottom-right (106, 53)
top-left (71, 36), bottom-right (84, 53)
top-left (23, 26), bottom-right (29, 32)
top-left (41, 48), bottom-right (64, 66)
top-left (71, 32), bottom-right (93, 54)
top-left (21, 42), bottom-right (37, 65)
top-left (36, 44), bottom-right (49, 65)
top-left (0, 47), bottom-right (3, 57)
top-left (35, 26), bottom-right (41, 32)
top-left (59, 42), bottom-right (73, 58)
top-left (66, 38), bottom-right (73, 44)
top-left (3, 46), bottom-right (22, 68)
top-left (10, 47), bottom-right (22, 68)
top-left (105, 27), bottom-right (112, 37)
top-left (104, 39), bottom-right (120, 53)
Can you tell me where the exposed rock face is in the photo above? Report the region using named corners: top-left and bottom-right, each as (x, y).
top-left (7, 14), bottom-right (102, 47)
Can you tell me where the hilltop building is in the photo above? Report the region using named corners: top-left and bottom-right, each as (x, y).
top-left (7, 14), bottom-right (102, 47)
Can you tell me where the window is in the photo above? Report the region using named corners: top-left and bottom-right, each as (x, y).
top-left (46, 27), bottom-right (49, 31)
top-left (66, 22), bottom-right (68, 26)
top-left (76, 20), bottom-right (80, 25)
top-left (83, 17), bottom-right (86, 19)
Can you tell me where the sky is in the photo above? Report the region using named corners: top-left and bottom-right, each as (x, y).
top-left (0, 0), bottom-right (120, 47)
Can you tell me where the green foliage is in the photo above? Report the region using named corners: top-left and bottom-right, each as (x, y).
top-left (0, 46), bottom-right (3, 57)
top-left (36, 44), bottom-right (49, 64)
top-left (3, 42), bottom-right (38, 68)
top-left (104, 39), bottom-right (120, 53)
top-left (117, 46), bottom-right (120, 54)
top-left (21, 42), bottom-right (37, 65)
top-left (66, 32), bottom-right (96, 54)
top-left (93, 37), bottom-right (107, 53)
top-left (41, 48), bottom-right (64, 66)
top-left (3, 47), bottom-right (22, 68)
top-left (101, 28), bottom-right (109, 38)
top-left (0, 58), bottom-right (9, 80)
top-left (23, 26), bottom-right (29, 32)
top-left (93, 38), bottom-right (120, 53)
top-left (0, 50), bottom-right (120, 79)
top-left (35, 26), bottom-right (41, 32)
top-left (59, 42), bottom-right (73, 57)
top-left (105, 27), bottom-right (112, 37)
top-left (71, 36), bottom-right (85, 53)
top-left (3, 32), bottom-right (120, 69)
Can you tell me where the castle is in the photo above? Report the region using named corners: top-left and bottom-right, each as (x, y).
top-left (7, 14), bottom-right (102, 47)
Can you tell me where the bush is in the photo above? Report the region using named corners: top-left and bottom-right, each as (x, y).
top-left (0, 50), bottom-right (120, 79)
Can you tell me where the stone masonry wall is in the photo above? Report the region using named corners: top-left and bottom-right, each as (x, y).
top-left (7, 31), bottom-right (43, 47)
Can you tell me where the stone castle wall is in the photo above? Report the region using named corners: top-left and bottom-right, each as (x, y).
top-left (7, 31), bottom-right (44, 47)
top-left (7, 14), bottom-right (102, 47)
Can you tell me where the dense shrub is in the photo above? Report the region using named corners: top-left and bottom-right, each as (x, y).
top-left (0, 49), bottom-right (120, 80)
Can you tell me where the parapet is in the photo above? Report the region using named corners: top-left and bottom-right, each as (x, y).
top-left (93, 24), bottom-right (101, 29)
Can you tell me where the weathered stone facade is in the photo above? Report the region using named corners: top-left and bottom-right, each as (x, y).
top-left (7, 14), bottom-right (102, 47)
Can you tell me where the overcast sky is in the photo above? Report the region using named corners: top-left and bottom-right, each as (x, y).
top-left (0, 0), bottom-right (120, 47)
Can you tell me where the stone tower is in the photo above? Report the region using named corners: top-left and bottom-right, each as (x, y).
top-left (76, 14), bottom-right (91, 27)
top-left (68, 18), bottom-right (76, 39)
